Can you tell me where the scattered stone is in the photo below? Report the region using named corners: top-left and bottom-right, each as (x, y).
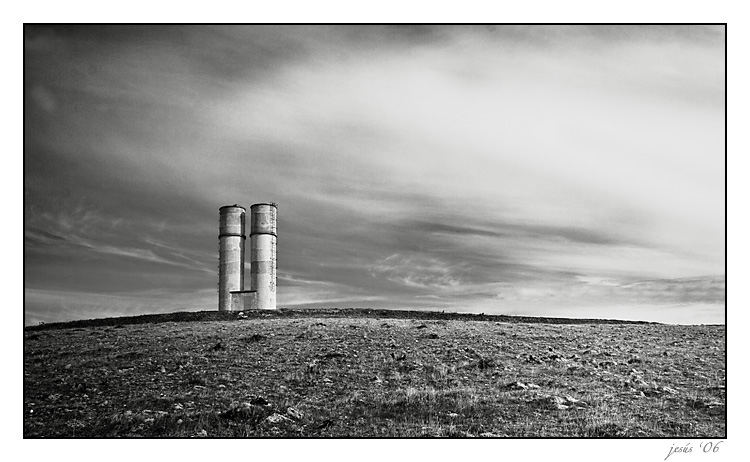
top-left (504, 381), bottom-right (528, 390)
top-left (195, 429), bottom-right (208, 437)
top-left (286, 407), bottom-right (304, 420)
top-left (479, 432), bottom-right (502, 437)
top-left (531, 394), bottom-right (587, 410)
top-left (392, 351), bottom-right (407, 361)
top-left (525, 355), bottom-right (542, 364)
top-left (548, 396), bottom-right (569, 410)
top-left (220, 401), bottom-right (264, 421)
top-left (160, 366), bottom-right (166, 373)
top-left (686, 398), bottom-right (724, 410)
top-left (64, 364), bottom-right (72, 370)
top-left (237, 311), bottom-right (247, 319)
top-left (173, 403), bottom-right (184, 410)
top-left (426, 333), bottom-right (439, 339)
top-left (563, 395), bottom-right (587, 406)
top-left (72, 382), bottom-right (87, 393)
top-left (447, 412), bottom-right (459, 418)
top-left (243, 334), bottom-right (266, 343)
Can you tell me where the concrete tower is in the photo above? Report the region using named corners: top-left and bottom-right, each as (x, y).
top-left (249, 203), bottom-right (277, 310)
top-left (218, 205), bottom-right (246, 311)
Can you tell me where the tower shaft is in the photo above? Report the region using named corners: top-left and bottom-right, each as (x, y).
top-left (249, 203), bottom-right (277, 310)
top-left (218, 205), bottom-right (246, 311)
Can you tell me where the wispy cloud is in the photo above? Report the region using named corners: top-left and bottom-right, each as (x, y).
top-left (371, 253), bottom-right (467, 290)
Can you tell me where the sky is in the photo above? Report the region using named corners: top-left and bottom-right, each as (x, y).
top-left (23, 25), bottom-right (725, 325)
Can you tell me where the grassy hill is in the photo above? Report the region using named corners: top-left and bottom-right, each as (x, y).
top-left (23, 309), bottom-right (725, 437)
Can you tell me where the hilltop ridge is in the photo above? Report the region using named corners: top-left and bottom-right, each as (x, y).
top-left (25, 307), bottom-right (660, 331)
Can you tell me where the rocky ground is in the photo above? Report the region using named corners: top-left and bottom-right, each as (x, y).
top-left (23, 310), bottom-right (725, 437)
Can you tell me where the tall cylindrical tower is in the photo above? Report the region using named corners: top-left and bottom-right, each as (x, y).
top-left (250, 203), bottom-right (277, 310)
top-left (218, 205), bottom-right (246, 311)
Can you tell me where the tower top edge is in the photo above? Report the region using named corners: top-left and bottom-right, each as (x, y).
top-left (250, 202), bottom-right (278, 208)
top-left (219, 204), bottom-right (247, 211)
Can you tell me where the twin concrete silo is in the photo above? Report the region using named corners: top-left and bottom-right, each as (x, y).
top-left (218, 203), bottom-right (277, 311)
top-left (249, 203), bottom-right (277, 310)
top-left (218, 205), bottom-right (246, 311)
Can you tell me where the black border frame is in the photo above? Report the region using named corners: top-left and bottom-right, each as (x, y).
top-left (22, 23), bottom-right (728, 440)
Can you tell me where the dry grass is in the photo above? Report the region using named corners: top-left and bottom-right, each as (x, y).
top-left (23, 313), bottom-right (725, 437)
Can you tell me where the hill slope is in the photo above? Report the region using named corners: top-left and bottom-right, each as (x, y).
top-left (24, 310), bottom-right (725, 437)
